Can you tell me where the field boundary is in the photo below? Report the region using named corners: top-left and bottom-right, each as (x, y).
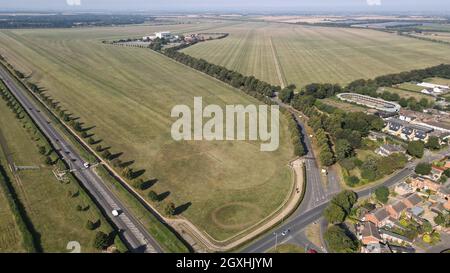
top-left (269, 36), bottom-right (287, 88)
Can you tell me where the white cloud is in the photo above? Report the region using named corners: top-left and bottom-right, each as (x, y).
top-left (66, 0), bottom-right (82, 6)
top-left (366, 0), bottom-right (382, 6)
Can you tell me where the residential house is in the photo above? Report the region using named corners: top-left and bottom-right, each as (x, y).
top-left (410, 176), bottom-right (441, 192)
top-left (364, 208), bottom-right (390, 227)
top-left (394, 182), bottom-right (414, 196)
top-left (402, 193), bottom-right (423, 208)
top-left (430, 202), bottom-right (448, 216)
top-left (384, 118), bottom-right (433, 142)
top-left (358, 222), bottom-right (382, 245)
top-left (437, 181), bottom-right (450, 200)
top-left (386, 201), bottom-right (408, 219)
top-left (368, 131), bottom-right (386, 142)
top-left (428, 166), bottom-right (445, 182)
top-left (388, 245), bottom-right (416, 253)
top-left (375, 144), bottom-right (406, 157)
top-left (361, 242), bottom-right (391, 253)
top-left (379, 229), bottom-right (414, 245)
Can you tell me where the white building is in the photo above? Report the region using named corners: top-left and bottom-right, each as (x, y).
top-left (155, 31), bottom-right (172, 39)
top-left (421, 87), bottom-right (445, 96)
top-left (417, 82), bottom-right (449, 90)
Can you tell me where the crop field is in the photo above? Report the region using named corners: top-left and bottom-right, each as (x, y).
top-left (0, 91), bottom-right (114, 252)
top-left (182, 22), bottom-right (450, 87)
top-left (0, 25), bottom-right (294, 241)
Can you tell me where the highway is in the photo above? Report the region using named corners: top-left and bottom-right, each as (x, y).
top-left (0, 65), bottom-right (163, 253)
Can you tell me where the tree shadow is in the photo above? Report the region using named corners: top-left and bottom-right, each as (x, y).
top-left (174, 202), bottom-right (192, 215)
top-left (92, 139), bottom-right (102, 145)
top-left (94, 219), bottom-right (101, 229)
top-left (82, 125), bottom-right (96, 132)
top-left (140, 178), bottom-right (158, 190)
top-left (158, 191), bottom-right (170, 201)
top-left (131, 169), bottom-right (145, 179)
top-left (109, 152), bottom-right (123, 161)
top-left (99, 146), bottom-right (111, 152)
top-left (120, 160), bottom-right (134, 168)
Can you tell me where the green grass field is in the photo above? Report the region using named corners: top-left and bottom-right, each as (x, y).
top-left (394, 82), bottom-right (426, 93)
top-left (0, 25), bottom-right (294, 241)
top-left (378, 87), bottom-right (435, 101)
top-left (321, 98), bottom-right (367, 112)
top-left (182, 22), bottom-right (450, 87)
top-left (0, 169), bottom-right (26, 252)
top-left (0, 88), bottom-right (114, 252)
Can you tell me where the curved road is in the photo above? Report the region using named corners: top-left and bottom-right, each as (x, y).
top-left (0, 65), bottom-right (163, 253)
top-left (243, 100), bottom-right (448, 253)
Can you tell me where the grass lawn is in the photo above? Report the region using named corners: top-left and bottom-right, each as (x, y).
top-left (394, 82), bottom-right (426, 93)
top-left (0, 168), bottom-right (26, 252)
top-left (378, 87), bottom-right (435, 101)
top-left (424, 77), bottom-right (450, 86)
top-left (182, 21), bottom-right (450, 87)
top-left (0, 90), bottom-right (113, 253)
top-left (321, 97), bottom-right (367, 112)
top-left (268, 243), bottom-right (305, 253)
top-left (0, 25), bottom-right (294, 241)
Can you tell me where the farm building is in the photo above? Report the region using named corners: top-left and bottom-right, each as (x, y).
top-left (417, 82), bottom-right (450, 90)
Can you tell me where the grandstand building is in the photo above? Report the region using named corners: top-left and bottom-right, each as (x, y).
top-left (337, 93), bottom-right (401, 113)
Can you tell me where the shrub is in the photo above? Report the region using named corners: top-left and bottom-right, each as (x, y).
top-left (93, 231), bottom-right (110, 250)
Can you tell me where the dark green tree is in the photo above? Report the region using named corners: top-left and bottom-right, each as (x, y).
top-left (165, 202), bottom-right (176, 216)
top-left (407, 141), bottom-right (425, 158)
top-left (148, 190), bottom-right (159, 202)
top-left (374, 186), bottom-right (389, 204)
top-left (93, 231), bottom-right (110, 250)
top-left (425, 136), bottom-right (440, 150)
top-left (324, 225), bottom-right (359, 253)
top-left (323, 203), bottom-right (346, 224)
top-left (415, 163), bottom-right (432, 175)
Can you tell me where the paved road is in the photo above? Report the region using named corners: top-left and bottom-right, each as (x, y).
top-left (0, 66), bottom-right (163, 253)
top-left (284, 102), bottom-right (328, 212)
top-left (244, 99), bottom-right (450, 253)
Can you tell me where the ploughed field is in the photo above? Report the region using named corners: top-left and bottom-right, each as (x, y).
top-left (182, 22), bottom-right (450, 87)
top-left (0, 23), bottom-right (294, 241)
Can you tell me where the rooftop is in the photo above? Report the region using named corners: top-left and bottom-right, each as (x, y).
top-left (372, 207), bottom-right (390, 221)
top-left (361, 221), bottom-right (382, 240)
top-left (404, 193), bottom-right (423, 207)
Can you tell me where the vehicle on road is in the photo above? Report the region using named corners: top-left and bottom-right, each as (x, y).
top-left (83, 162), bottom-right (90, 169)
top-left (281, 229), bottom-right (290, 236)
top-left (112, 209), bottom-right (121, 217)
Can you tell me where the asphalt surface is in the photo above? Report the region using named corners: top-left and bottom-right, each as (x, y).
top-left (243, 99), bottom-right (450, 253)
top-left (0, 66), bottom-right (163, 253)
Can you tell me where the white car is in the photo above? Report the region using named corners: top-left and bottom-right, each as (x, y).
top-left (281, 229), bottom-right (290, 236)
top-left (112, 209), bottom-right (121, 217)
top-left (83, 162), bottom-right (90, 169)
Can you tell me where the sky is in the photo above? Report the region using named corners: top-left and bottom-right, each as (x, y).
top-left (0, 0), bottom-right (449, 13)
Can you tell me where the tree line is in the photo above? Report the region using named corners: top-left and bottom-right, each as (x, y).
top-left (162, 47), bottom-right (279, 104)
